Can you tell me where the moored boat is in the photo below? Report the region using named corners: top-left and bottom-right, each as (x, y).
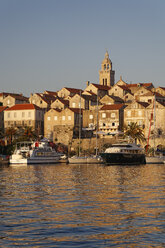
top-left (146, 155), bottom-right (165, 164)
top-left (68, 154), bottom-right (103, 164)
top-left (100, 143), bottom-right (146, 165)
top-left (0, 155), bottom-right (9, 165)
top-left (10, 140), bottom-right (67, 165)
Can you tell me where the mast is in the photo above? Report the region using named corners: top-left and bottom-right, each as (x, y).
top-left (79, 91), bottom-right (81, 156)
top-left (96, 91), bottom-right (99, 156)
top-left (153, 92), bottom-right (156, 155)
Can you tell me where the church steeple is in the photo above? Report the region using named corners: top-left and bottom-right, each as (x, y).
top-left (99, 51), bottom-right (115, 87)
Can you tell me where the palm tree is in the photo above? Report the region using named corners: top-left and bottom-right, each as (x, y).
top-left (123, 122), bottom-right (145, 144)
top-left (23, 126), bottom-right (36, 140)
top-left (5, 127), bottom-right (17, 144)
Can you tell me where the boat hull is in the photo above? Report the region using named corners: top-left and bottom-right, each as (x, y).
top-left (146, 156), bottom-right (165, 164)
top-left (100, 153), bottom-right (146, 165)
top-left (68, 155), bottom-right (103, 164)
top-left (10, 156), bottom-right (60, 165)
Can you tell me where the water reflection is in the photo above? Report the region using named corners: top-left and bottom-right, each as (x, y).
top-left (0, 163), bottom-right (165, 247)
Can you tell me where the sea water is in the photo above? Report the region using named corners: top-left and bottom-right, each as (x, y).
top-left (0, 163), bottom-right (165, 247)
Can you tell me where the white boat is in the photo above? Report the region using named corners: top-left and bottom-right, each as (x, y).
top-left (146, 155), bottom-right (165, 164)
top-left (68, 155), bottom-right (103, 164)
top-left (10, 140), bottom-right (67, 165)
top-left (100, 143), bottom-right (146, 165)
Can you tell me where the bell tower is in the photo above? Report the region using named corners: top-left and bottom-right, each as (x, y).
top-left (99, 51), bottom-right (115, 87)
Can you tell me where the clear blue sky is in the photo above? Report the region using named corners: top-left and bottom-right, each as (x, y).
top-left (0, 0), bottom-right (165, 97)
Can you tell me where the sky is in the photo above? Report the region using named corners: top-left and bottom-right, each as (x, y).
top-left (0, 0), bottom-right (165, 97)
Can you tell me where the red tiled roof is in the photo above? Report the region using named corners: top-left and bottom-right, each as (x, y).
top-left (64, 87), bottom-right (83, 93)
top-left (44, 90), bottom-right (58, 96)
top-left (137, 101), bottom-right (150, 108)
top-left (0, 106), bottom-right (8, 112)
top-left (157, 87), bottom-right (165, 91)
top-left (5, 104), bottom-right (41, 111)
top-left (56, 99), bottom-right (69, 105)
top-left (100, 104), bottom-right (124, 110)
top-left (69, 108), bottom-right (82, 114)
top-left (127, 83), bottom-right (153, 88)
top-left (141, 91), bottom-right (164, 97)
top-left (83, 91), bottom-right (97, 96)
top-left (118, 85), bottom-right (131, 92)
top-left (91, 83), bottom-right (111, 90)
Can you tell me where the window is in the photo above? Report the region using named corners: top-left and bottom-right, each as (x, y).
top-left (89, 115), bottom-right (93, 119)
top-left (107, 64), bottom-right (109, 70)
top-left (102, 113), bottom-right (106, 118)
top-left (47, 116), bottom-right (51, 121)
top-left (22, 112), bottom-right (25, 118)
top-left (104, 64), bottom-right (106, 70)
top-left (54, 116), bottom-right (57, 121)
top-left (138, 111), bottom-right (142, 116)
top-left (28, 112), bottom-right (31, 117)
top-left (8, 113), bottom-right (10, 118)
top-left (14, 112), bottom-right (17, 118)
top-left (112, 122), bottom-right (115, 126)
top-left (127, 111), bottom-right (131, 117)
top-left (68, 116), bottom-right (71, 120)
top-left (111, 113), bottom-right (116, 118)
top-left (62, 116), bottom-right (65, 121)
top-left (40, 100), bottom-right (42, 104)
top-left (7, 99), bottom-right (10, 104)
top-left (72, 102), bottom-right (76, 108)
top-left (29, 120), bottom-right (31, 125)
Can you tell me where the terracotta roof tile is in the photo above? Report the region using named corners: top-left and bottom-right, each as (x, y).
top-left (137, 101), bottom-right (150, 108)
top-left (0, 106), bottom-right (8, 112)
top-left (69, 108), bottom-right (83, 114)
top-left (5, 104), bottom-right (41, 111)
top-left (100, 104), bottom-right (124, 110)
top-left (91, 83), bottom-right (111, 90)
top-left (64, 87), bottom-right (83, 93)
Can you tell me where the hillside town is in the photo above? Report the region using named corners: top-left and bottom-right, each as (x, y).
top-left (0, 51), bottom-right (165, 154)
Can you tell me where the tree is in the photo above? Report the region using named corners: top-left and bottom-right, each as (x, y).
top-left (23, 126), bottom-right (36, 140)
top-left (123, 122), bottom-right (145, 144)
top-left (5, 127), bottom-right (17, 144)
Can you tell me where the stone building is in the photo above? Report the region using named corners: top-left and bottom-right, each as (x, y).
top-left (100, 95), bottom-right (124, 105)
top-left (51, 98), bottom-right (69, 110)
top-left (124, 101), bottom-right (149, 137)
top-left (57, 87), bottom-right (83, 98)
top-left (127, 83), bottom-right (154, 94)
top-left (44, 108), bottom-right (80, 144)
top-left (145, 100), bottom-right (165, 147)
top-left (84, 83), bottom-right (110, 98)
top-left (99, 104), bottom-right (125, 136)
top-left (4, 104), bottom-right (44, 136)
top-left (3, 94), bottom-right (29, 108)
top-left (29, 93), bottom-right (56, 111)
top-left (99, 51), bottom-right (115, 87)
top-left (156, 87), bottom-right (165, 96)
top-left (108, 84), bottom-right (131, 99)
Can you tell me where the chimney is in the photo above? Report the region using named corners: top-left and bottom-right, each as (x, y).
top-left (86, 81), bottom-right (90, 87)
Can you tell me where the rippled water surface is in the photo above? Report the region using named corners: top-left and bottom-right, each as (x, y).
top-left (0, 163), bottom-right (165, 247)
